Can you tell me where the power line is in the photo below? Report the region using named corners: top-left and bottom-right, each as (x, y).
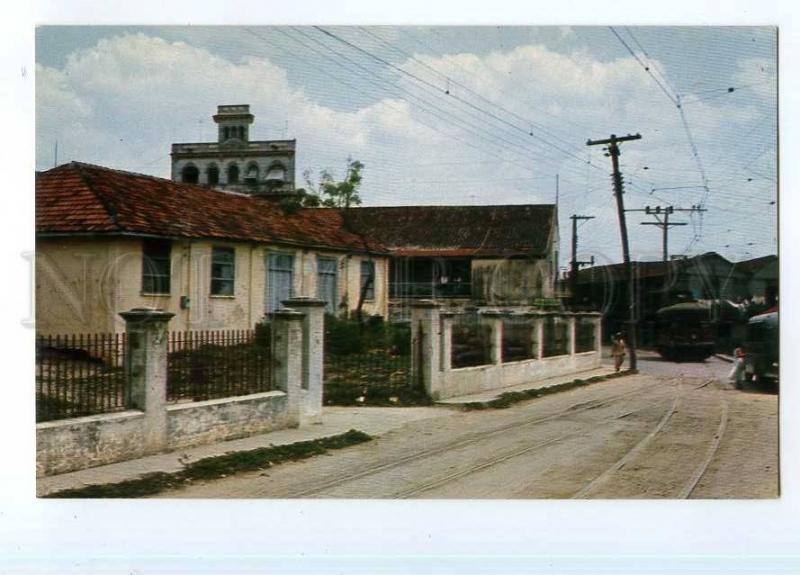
top-left (356, 26), bottom-right (591, 160)
top-left (609, 27), bottom-right (677, 106)
top-left (315, 26), bottom-right (599, 171)
top-left (410, 27), bottom-right (601, 137)
top-left (286, 26), bottom-right (598, 183)
top-left (255, 27), bottom-right (550, 179)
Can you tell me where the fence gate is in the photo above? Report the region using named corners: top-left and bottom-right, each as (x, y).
top-left (322, 318), bottom-right (414, 404)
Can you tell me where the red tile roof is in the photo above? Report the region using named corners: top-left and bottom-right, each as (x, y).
top-left (36, 162), bottom-right (385, 254)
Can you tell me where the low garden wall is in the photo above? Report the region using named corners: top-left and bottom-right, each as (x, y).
top-left (36, 391), bottom-right (292, 476)
top-left (411, 302), bottom-right (602, 400)
top-left (37, 298), bottom-right (325, 477)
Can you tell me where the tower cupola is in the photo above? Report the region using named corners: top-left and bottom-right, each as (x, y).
top-left (213, 104), bottom-right (255, 143)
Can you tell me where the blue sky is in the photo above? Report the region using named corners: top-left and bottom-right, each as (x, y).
top-left (35, 26), bottom-right (777, 269)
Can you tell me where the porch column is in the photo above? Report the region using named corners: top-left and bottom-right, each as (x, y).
top-left (119, 307), bottom-right (174, 454)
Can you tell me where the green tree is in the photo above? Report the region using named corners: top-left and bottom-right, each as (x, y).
top-left (306, 157), bottom-right (364, 209)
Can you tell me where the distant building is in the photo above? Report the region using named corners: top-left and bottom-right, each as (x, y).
top-left (735, 254), bottom-right (779, 306)
top-left (170, 104), bottom-right (296, 197)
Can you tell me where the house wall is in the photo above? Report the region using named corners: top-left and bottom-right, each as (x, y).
top-left (471, 257), bottom-right (553, 305)
top-left (36, 237), bottom-right (389, 335)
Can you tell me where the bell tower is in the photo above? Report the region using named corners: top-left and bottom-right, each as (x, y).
top-left (213, 104), bottom-right (254, 143)
top-left (171, 103), bottom-right (296, 197)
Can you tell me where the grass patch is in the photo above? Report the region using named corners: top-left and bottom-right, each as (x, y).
top-left (44, 429), bottom-right (372, 499)
top-left (459, 369), bottom-right (637, 411)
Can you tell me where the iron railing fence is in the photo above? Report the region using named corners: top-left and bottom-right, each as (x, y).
top-left (36, 333), bottom-right (127, 423)
top-left (167, 329), bottom-right (272, 403)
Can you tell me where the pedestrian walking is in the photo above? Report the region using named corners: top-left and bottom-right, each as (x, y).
top-left (728, 346), bottom-right (746, 389)
top-left (611, 332), bottom-right (626, 372)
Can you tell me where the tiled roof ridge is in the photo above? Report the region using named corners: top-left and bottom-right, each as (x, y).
top-left (71, 162), bottom-right (123, 231)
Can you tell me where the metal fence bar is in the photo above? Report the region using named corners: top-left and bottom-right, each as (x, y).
top-left (165, 328), bottom-right (272, 403)
top-left (35, 332), bottom-right (129, 423)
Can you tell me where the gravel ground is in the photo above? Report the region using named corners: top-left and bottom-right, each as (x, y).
top-left (161, 356), bottom-right (778, 499)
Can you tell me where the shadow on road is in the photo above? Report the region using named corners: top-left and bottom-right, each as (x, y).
top-left (737, 380), bottom-right (779, 396)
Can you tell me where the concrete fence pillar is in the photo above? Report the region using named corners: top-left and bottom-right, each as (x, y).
top-left (594, 314), bottom-right (603, 355)
top-left (568, 314), bottom-right (577, 357)
top-left (410, 300), bottom-right (442, 399)
top-left (271, 308), bottom-right (305, 426)
top-left (440, 313), bottom-right (454, 372)
top-left (535, 315), bottom-right (545, 359)
top-left (482, 311), bottom-right (504, 365)
top-left (283, 296), bottom-right (326, 423)
top-left (119, 307), bottom-right (174, 454)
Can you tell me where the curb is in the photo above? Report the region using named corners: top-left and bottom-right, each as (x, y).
top-left (453, 369), bottom-right (639, 411)
top-left (42, 429), bottom-right (373, 499)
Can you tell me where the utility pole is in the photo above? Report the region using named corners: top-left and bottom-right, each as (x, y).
top-left (627, 205), bottom-right (708, 261)
top-left (586, 133), bottom-right (641, 370)
top-left (570, 214), bottom-right (595, 305)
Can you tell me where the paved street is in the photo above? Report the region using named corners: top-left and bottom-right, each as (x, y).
top-left (163, 356), bottom-right (778, 499)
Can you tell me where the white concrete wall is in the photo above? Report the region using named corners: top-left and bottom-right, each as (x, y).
top-left (437, 352), bottom-right (601, 400)
top-left (410, 304), bottom-right (602, 401)
top-left (36, 391), bottom-right (291, 476)
top-left (167, 391), bottom-right (291, 450)
top-left (36, 411), bottom-right (147, 476)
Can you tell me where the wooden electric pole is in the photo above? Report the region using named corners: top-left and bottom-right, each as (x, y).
top-left (570, 214), bottom-right (595, 305)
top-left (586, 133), bottom-right (641, 370)
top-left (628, 205), bottom-right (708, 261)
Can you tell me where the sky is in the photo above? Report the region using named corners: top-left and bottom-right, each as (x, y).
top-left (35, 25), bottom-right (778, 270)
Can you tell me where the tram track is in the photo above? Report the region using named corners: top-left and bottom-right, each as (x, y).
top-left (388, 375), bottom-right (727, 500)
top-left (286, 378), bottom-right (662, 498)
